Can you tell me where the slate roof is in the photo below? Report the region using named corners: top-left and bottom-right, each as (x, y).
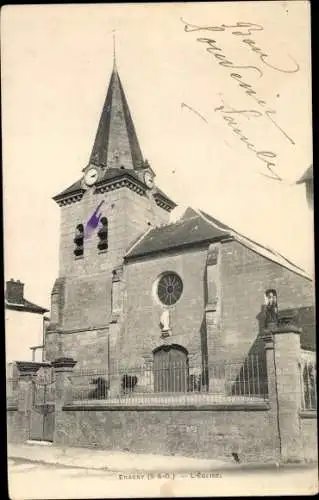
top-left (198, 210), bottom-right (233, 232)
top-left (125, 212), bottom-right (231, 259)
top-left (53, 180), bottom-right (85, 200)
top-left (89, 63), bottom-right (143, 170)
top-left (153, 186), bottom-right (177, 206)
top-left (125, 207), bottom-right (311, 280)
top-left (296, 165), bottom-right (313, 184)
top-left (199, 210), bottom-right (305, 274)
top-left (5, 298), bottom-right (49, 314)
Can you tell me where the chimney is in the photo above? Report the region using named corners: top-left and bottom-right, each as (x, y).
top-left (6, 279), bottom-right (25, 304)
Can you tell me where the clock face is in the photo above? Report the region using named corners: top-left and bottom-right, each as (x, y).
top-left (144, 171), bottom-right (154, 189)
top-left (84, 168), bottom-right (99, 186)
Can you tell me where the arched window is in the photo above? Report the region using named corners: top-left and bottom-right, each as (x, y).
top-left (74, 224), bottom-right (84, 257)
top-left (98, 217), bottom-right (108, 251)
top-left (156, 272), bottom-right (183, 306)
top-left (153, 344), bottom-right (188, 393)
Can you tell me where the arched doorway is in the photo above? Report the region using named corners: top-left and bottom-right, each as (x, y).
top-left (153, 344), bottom-right (189, 393)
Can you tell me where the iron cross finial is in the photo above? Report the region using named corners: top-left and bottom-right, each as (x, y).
top-left (112, 29), bottom-right (117, 69)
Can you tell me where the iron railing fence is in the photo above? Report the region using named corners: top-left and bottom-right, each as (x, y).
top-left (70, 355), bottom-right (268, 405)
top-left (31, 379), bottom-right (56, 406)
top-left (301, 360), bottom-right (317, 410)
top-left (7, 358), bottom-right (317, 409)
top-left (31, 367), bottom-right (56, 406)
top-left (5, 367), bottom-right (56, 407)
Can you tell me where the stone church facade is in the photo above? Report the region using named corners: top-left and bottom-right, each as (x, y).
top-left (45, 57), bottom-right (314, 384)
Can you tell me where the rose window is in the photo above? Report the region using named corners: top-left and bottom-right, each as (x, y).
top-left (157, 273), bottom-right (183, 306)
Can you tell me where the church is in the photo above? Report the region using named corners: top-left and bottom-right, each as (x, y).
top-left (7, 47), bottom-right (316, 463)
top-left (44, 52), bottom-right (315, 397)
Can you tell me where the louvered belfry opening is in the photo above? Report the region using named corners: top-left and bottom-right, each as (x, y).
top-left (97, 217), bottom-right (108, 251)
top-left (74, 224), bottom-right (84, 256)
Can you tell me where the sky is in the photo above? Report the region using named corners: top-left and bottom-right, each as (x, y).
top-left (2, 2), bottom-right (313, 310)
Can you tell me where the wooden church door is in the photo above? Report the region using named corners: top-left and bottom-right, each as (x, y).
top-left (153, 345), bottom-right (188, 393)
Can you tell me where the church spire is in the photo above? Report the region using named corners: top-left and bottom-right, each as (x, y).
top-left (88, 43), bottom-right (144, 170)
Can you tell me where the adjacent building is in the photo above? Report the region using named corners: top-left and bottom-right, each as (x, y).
top-left (5, 279), bottom-right (49, 368)
top-left (297, 164), bottom-right (313, 210)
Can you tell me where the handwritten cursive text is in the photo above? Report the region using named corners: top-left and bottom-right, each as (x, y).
top-left (181, 18), bottom-right (299, 180)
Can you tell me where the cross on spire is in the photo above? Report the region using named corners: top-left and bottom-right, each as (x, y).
top-left (112, 29), bottom-right (117, 70)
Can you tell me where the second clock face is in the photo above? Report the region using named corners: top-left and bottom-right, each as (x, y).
top-left (84, 168), bottom-right (99, 186)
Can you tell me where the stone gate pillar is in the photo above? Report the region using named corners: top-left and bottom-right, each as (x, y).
top-left (51, 357), bottom-right (77, 445)
top-left (263, 312), bottom-right (303, 463)
top-left (262, 328), bottom-right (281, 463)
top-left (14, 361), bottom-right (42, 442)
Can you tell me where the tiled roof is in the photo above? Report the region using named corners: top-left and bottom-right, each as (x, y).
top-left (5, 298), bottom-right (49, 314)
top-left (125, 213), bottom-right (231, 258)
top-left (296, 165), bottom-right (313, 184)
top-left (125, 207), bottom-right (311, 279)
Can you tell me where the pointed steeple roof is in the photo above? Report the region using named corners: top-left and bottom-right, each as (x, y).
top-left (53, 48), bottom-right (177, 209)
top-left (89, 60), bottom-right (144, 170)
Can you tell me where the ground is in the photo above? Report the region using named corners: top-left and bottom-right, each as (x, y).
top-left (8, 458), bottom-right (119, 499)
top-left (8, 457), bottom-right (318, 498)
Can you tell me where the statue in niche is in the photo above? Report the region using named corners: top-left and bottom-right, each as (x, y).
top-left (264, 289), bottom-right (278, 327)
top-left (207, 245), bottom-right (218, 266)
top-left (112, 265), bottom-right (123, 283)
top-left (159, 309), bottom-right (170, 337)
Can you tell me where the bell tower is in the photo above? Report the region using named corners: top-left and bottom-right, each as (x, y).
top-left (46, 49), bottom-right (176, 364)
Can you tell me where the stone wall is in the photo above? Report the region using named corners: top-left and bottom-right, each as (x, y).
top-left (6, 408), bottom-right (27, 443)
top-left (56, 405), bottom-right (277, 463)
top-left (121, 246), bottom-right (209, 368)
top-left (300, 412), bottom-right (318, 462)
top-left (46, 328), bottom-right (110, 368)
top-left (63, 275), bottom-right (113, 331)
top-left (7, 319), bottom-right (318, 465)
top-left (59, 186), bottom-right (169, 279)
